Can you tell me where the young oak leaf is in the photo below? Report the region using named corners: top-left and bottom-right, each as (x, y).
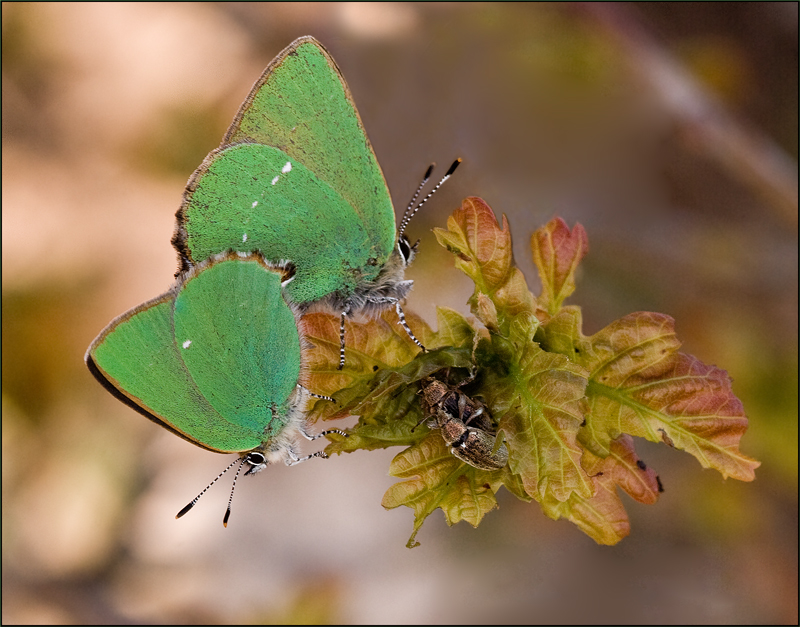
top-left (433, 200), bottom-right (593, 504)
top-left (304, 308), bottom-right (432, 389)
top-left (301, 310), bottom-right (418, 406)
top-left (480, 341), bottom-right (592, 504)
top-left (381, 430), bottom-right (528, 548)
top-left (433, 197), bottom-right (537, 348)
top-left (534, 305), bottom-right (584, 357)
top-left (426, 306), bottom-right (482, 350)
top-left (542, 435), bottom-right (660, 545)
top-left (531, 217), bottom-right (589, 318)
top-left (305, 303), bottom-right (531, 544)
top-left (431, 199), bottom-right (594, 504)
top-left (540, 308), bottom-right (759, 481)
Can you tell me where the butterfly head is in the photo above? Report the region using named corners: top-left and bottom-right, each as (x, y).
top-left (397, 233), bottom-right (419, 268)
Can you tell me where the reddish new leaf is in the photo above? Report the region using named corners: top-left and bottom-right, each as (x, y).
top-left (305, 308), bottom-right (481, 455)
top-left (577, 312), bottom-right (759, 481)
top-left (433, 197), bottom-right (536, 345)
top-left (531, 218), bottom-right (589, 317)
top-left (582, 434), bottom-right (662, 506)
top-left (543, 435), bottom-right (661, 545)
top-left (298, 195), bottom-right (759, 548)
top-left (302, 309), bottom-right (431, 425)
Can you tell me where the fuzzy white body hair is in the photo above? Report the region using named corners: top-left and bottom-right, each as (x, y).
top-left (305, 237), bottom-right (416, 319)
top-left (245, 384), bottom-right (315, 471)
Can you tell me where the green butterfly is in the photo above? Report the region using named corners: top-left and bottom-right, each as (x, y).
top-left (172, 36), bottom-right (459, 367)
top-left (86, 252), bottom-right (342, 525)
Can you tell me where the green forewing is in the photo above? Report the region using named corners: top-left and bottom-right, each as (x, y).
top-left (183, 144), bottom-right (374, 304)
top-left (88, 257), bottom-right (301, 453)
top-left (178, 36), bottom-right (396, 304)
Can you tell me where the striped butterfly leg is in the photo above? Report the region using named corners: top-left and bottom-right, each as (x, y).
top-left (288, 423), bottom-right (349, 464)
top-left (336, 299), bottom-right (426, 371)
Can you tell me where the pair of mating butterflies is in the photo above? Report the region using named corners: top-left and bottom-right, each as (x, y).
top-left (85, 36), bottom-right (458, 524)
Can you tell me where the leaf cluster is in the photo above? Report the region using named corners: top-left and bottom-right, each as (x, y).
top-left (303, 197), bottom-right (759, 547)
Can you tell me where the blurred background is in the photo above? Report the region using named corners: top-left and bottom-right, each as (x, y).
top-left (3, 2), bottom-right (796, 624)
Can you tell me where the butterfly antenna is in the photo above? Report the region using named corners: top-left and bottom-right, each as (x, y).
top-left (175, 456), bottom-right (241, 521)
top-left (400, 163), bottom-right (435, 228)
top-left (223, 457), bottom-right (248, 527)
top-left (398, 158), bottom-right (462, 236)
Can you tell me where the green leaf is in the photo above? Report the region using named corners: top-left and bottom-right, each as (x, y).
top-left (480, 342), bottom-right (591, 504)
top-left (541, 308), bottom-right (760, 481)
top-left (304, 308), bottom-right (479, 452)
top-left (582, 312), bottom-right (759, 480)
top-left (433, 201), bottom-right (592, 504)
top-left (381, 433), bottom-right (510, 548)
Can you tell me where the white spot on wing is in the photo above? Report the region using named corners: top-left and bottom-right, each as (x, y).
top-left (282, 161), bottom-right (292, 173)
top-left (252, 201), bottom-right (258, 208)
top-left (182, 340), bottom-right (192, 349)
top-left (243, 233), bottom-right (248, 242)
top-left (271, 176), bottom-right (279, 185)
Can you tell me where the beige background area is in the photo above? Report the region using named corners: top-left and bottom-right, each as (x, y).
top-left (3, 3), bottom-right (797, 624)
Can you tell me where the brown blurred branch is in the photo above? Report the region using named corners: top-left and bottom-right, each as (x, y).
top-left (578, 2), bottom-right (798, 229)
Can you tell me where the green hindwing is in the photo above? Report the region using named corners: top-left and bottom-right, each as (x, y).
top-left (87, 253), bottom-right (304, 455)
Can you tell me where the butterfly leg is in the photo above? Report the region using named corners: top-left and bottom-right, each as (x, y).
top-left (299, 425), bottom-right (348, 441)
top-left (297, 384), bottom-right (335, 403)
top-left (337, 308), bottom-right (349, 370)
top-left (395, 300), bottom-right (426, 353)
top-left (285, 426), bottom-right (347, 464)
top-left (285, 422), bottom-right (347, 466)
top-left (286, 448), bottom-right (329, 465)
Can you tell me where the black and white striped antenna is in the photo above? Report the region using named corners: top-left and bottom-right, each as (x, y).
top-left (398, 158), bottom-right (462, 236)
top-left (399, 163), bottom-right (434, 230)
top-left (175, 456), bottom-right (245, 526)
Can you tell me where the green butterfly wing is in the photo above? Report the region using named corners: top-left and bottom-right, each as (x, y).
top-left (174, 36), bottom-right (396, 306)
top-left (173, 256), bottom-right (301, 437)
top-left (86, 255), bottom-right (302, 454)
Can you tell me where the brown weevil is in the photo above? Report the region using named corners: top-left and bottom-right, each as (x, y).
top-left (416, 373), bottom-right (508, 471)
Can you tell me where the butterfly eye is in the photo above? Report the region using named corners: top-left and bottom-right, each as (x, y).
top-left (397, 235), bottom-right (413, 263)
top-left (246, 451), bottom-right (266, 464)
top-left (244, 451), bottom-right (267, 475)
